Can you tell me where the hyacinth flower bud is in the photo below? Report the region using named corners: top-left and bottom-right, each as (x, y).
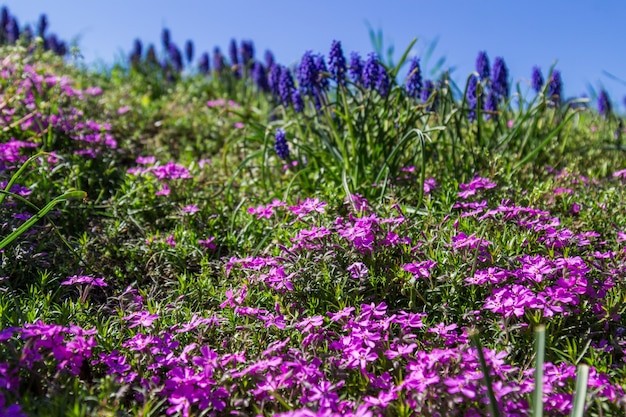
top-left (252, 62), bottom-right (269, 92)
top-left (241, 40), bottom-right (254, 67)
top-left (37, 14), bottom-right (47, 38)
top-left (169, 43), bottom-right (183, 73)
top-left (0, 7), bottom-right (8, 29)
top-left (476, 51), bottom-right (490, 80)
top-left (130, 39), bottom-right (142, 66)
top-left (46, 34), bottom-right (59, 53)
top-left (161, 28), bottom-right (171, 49)
top-left (198, 52), bottom-right (210, 75)
top-left (297, 51), bottom-right (317, 95)
top-left (146, 44), bottom-right (158, 65)
top-left (531, 66), bottom-right (544, 93)
top-left (213, 47), bottom-right (224, 74)
top-left (421, 80), bottom-right (437, 110)
top-left (56, 41), bottom-right (67, 56)
top-left (349, 52), bottom-right (363, 85)
top-left (7, 17), bottom-right (19, 44)
top-left (362, 53), bottom-right (380, 90)
top-left (268, 64), bottom-right (281, 98)
top-left (292, 89), bottom-right (304, 113)
top-left (22, 25), bottom-right (33, 44)
top-left (491, 57), bottom-right (509, 100)
top-left (274, 129), bottom-right (290, 160)
top-left (466, 75), bottom-right (479, 122)
top-left (278, 66), bottom-right (295, 107)
top-left (376, 63), bottom-right (390, 96)
top-left (314, 54), bottom-right (329, 91)
top-left (405, 56), bottom-right (423, 99)
top-left (229, 38), bottom-right (239, 65)
top-left (264, 50), bottom-right (275, 68)
top-left (547, 70), bottom-right (562, 105)
top-left (484, 90), bottom-right (498, 120)
top-left (328, 40), bottom-right (347, 85)
top-left (185, 40), bottom-right (194, 64)
top-left (598, 89), bottom-right (612, 117)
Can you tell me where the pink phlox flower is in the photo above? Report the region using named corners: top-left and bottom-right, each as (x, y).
top-left (423, 177), bottom-right (437, 194)
top-left (166, 234), bottom-right (176, 247)
top-left (198, 236), bottom-right (216, 250)
top-left (345, 346), bottom-right (379, 370)
top-left (123, 311), bottom-right (159, 328)
top-left (247, 204), bottom-right (274, 220)
top-left (176, 314), bottom-right (213, 333)
top-left (327, 306), bottom-right (355, 322)
top-left (259, 312), bottom-right (287, 329)
top-left (155, 183), bottom-right (171, 196)
top-left (402, 260), bottom-right (437, 279)
top-left (135, 156), bottom-right (156, 165)
top-left (181, 204), bottom-right (199, 215)
top-left (288, 197), bottom-right (327, 220)
top-left (359, 302), bottom-right (387, 320)
top-left (385, 342), bottom-right (417, 360)
top-left (61, 275), bottom-right (107, 287)
top-left (151, 162), bottom-right (192, 180)
top-left (117, 105), bottom-right (131, 114)
top-left (518, 254), bottom-right (554, 283)
top-left (450, 232), bottom-right (491, 250)
top-left (363, 388), bottom-right (397, 408)
top-left (260, 266), bottom-right (295, 292)
top-left (612, 169), bottom-right (626, 179)
top-left (295, 315), bottom-right (325, 333)
top-left (347, 262), bottom-right (368, 279)
top-left (464, 267), bottom-right (510, 285)
top-left (457, 176), bottom-right (497, 199)
top-left (443, 375), bottom-right (478, 399)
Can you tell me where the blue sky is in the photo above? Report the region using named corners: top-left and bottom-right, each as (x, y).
top-left (4, 1), bottom-right (626, 108)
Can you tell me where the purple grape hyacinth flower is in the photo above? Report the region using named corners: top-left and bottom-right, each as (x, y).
top-left (278, 66), bottom-right (295, 107)
top-left (161, 28), bottom-right (171, 49)
top-left (491, 57), bottom-right (509, 100)
top-left (476, 51), bottom-right (490, 80)
top-left (252, 62), bottom-right (269, 92)
top-left (376, 63), bottom-right (391, 96)
top-left (547, 70), bottom-right (562, 105)
top-left (268, 64), bottom-right (281, 98)
top-left (314, 54), bottom-right (330, 91)
top-left (405, 57), bottom-right (423, 99)
top-left (292, 89), bottom-right (304, 113)
top-left (37, 13), bottom-right (47, 38)
top-left (362, 53), bottom-right (380, 90)
top-left (484, 90), bottom-right (498, 120)
top-left (297, 51), bottom-right (317, 95)
top-left (229, 38), bottom-right (239, 65)
top-left (466, 75), bottom-right (479, 122)
top-left (184, 40), bottom-right (194, 63)
top-left (241, 40), bottom-right (255, 67)
top-left (349, 51), bottom-right (363, 85)
top-left (213, 47), bottom-right (224, 74)
top-left (198, 52), bottom-right (210, 74)
top-left (274, 129), bottom-right (289, 160)
top-left (328, 40), bottom-right (347, 85)
top-left (531, 66), bottom-right (544, 93)
top-left (264, 50), bottom-right (275, 68)
top-left (422, 80), bottom-right (437, 110)
top-left (598, 89), bottom-right (611, 117)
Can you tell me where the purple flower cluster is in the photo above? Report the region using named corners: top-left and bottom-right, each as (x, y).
top-left (274, 128), bottom-right (290, 160)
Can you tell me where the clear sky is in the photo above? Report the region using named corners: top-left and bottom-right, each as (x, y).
top-left (4, 1), bottom-right (626, 108)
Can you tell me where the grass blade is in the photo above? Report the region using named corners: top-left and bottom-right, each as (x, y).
top-left (533, 325), bottom-right (546, 417)
top-left (570, 364), bottom-right (589, 417)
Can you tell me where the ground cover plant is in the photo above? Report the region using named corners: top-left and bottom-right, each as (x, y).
top-left (1, 6), bottom-right (626, 416)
